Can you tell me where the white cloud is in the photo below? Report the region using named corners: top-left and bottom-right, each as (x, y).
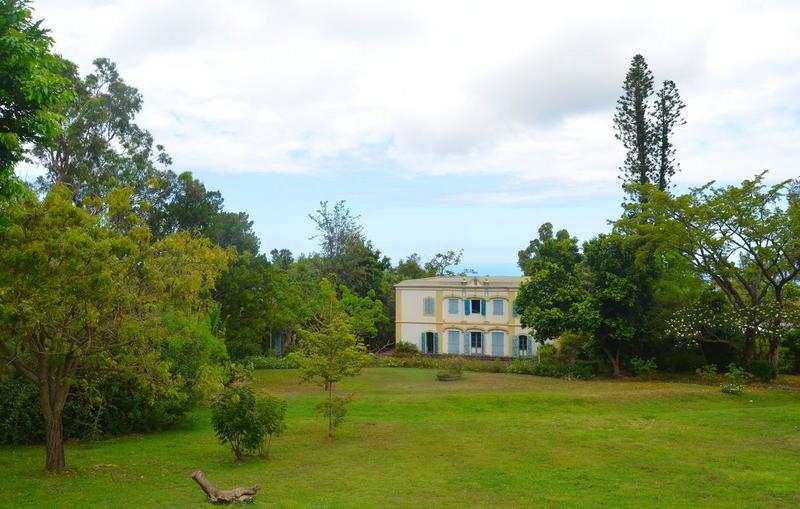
top-left (26, 0), bottom-right (800, 185)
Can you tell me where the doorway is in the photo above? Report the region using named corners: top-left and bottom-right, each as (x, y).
top-left (425, 332), bottom-right (436, 353)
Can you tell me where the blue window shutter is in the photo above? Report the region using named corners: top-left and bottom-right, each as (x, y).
top-left (481, 332), bottom-right (485, 355)
top-left (480, 299), bottom-right (486, 316)
top-left (528, 339), bottom-right (533, 359)
top-left (464, 300), bottom-right (470, 315)
top-left (434, 333), bottom-right (439, 353)
top-left (464, 332), bottom-right (469, 355)
top-left (512, 303), bottom-right (518, 317)
top-left (493, 300), bottom-right (503, 316)
top-left (512, 335), bottom-right (518, 357)
top-left (420, 332), bottom-right (426, 353)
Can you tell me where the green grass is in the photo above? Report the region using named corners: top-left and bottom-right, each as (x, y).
top-left (2, 369), bottom-right (800, 508)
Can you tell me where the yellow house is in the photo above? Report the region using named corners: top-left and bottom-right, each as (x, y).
top-left (395, 275), bottom-right (535, 357)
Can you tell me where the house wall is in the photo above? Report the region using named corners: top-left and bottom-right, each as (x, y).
top-left (395, 285), bottom-right (536, 357)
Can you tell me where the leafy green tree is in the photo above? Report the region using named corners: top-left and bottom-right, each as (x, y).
top-left (289, 279), bottom-right (370, 437)
top-left (206, 211), bottom-right (260, 255)
top-left (147, 170), bottom-right (223, 238)
top-left (395, 253), bottom-right (427, 280)
top-left (0, 184), bottom-right (228, 471)
top-left (0, 0), bottom-right (71, 204)
top-left (614, 54), bottom-right (654, 191)
top-left (620, 173), bottom-right (800, 375)
top-left (424, 249), bottom-right (467, 276)
top-left (211, 385), bottom-right (286, 461)
top-left (269, 248), bottom-right (294, 268)
top-left (33, 57), bottom-right (167, 204)
top-left (518, 223), bottom-right (580, 275)
top-left (651, 80), bottom-right (685, 190)
top-left (579, 233), bottom-right (657, 376)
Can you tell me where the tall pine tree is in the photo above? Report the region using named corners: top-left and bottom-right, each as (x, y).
top-left (613, 54), bottom-right (654, 193)
top-left (651, 80), bottom-right (685, 191)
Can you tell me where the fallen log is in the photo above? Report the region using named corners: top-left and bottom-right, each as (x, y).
top-left (191, 470), bottom-right (261, 504)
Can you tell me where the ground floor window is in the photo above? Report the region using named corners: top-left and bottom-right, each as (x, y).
top-left (518, 335), bottom-right (529, 356)
top-left (470, 331), bottom-right (483, 354)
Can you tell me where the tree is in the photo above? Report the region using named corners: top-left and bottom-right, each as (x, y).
top-left (516, 225), bottom-right (656, 376)
top-left (614, 54), bottom-right (654, 192)
top-left (270, 248), bottom-right (294, 269)
top-left (620, 173), bottom-right (800, 375)
top-left (424, 249), bottom-right (467, 276)
top-left (0, 0), bottom-right (71, 205)
top-left (518, 223), bottom-right (579, 275)
top-left (309, 200), bottom-right (363, 261)
top-left (33, 57), bottom-right (168, 204)
top-left (651, 80), bottom-right (686, 191)
top-left (579, 233), bottom-right (657, 376)
top-left (395, 253), bottom-right (427, 280)
top-left (289, 279), bottom-right (369, 437)
top-left (614, 56), bottom-right (686, 195)
top-left (147, 170), bottom-right (223, 238)
top-left (0, 184), bottom-right (228, 470)
top-left (206, 211), bottom-right (260, 255)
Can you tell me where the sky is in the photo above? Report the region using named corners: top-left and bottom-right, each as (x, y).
top-left (16, 0), bottom-right (800, 275)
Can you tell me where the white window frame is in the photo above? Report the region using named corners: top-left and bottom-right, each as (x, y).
top-left (448, 298), bottom-right (459, 314)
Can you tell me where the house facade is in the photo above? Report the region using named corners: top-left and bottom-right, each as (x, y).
top-left (395, 275), bottom-right (536, 357)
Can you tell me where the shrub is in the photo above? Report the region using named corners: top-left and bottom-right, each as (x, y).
top-left (244, 355), bottom-right (300, 370)
top-left (696, 364), bottom-right (720, 385)
top-left (256, 395), bottom-right (287, 457)
top-left (630, 357), bottom-right (658, 379)
top-left (211, 385), bottom-right (287, 461)
top-left (508, 358), bottom-right (536, 375)
top-left (557, 331), bottom-right (591, 363)
top-left (436, 357), bottom-right (464, 381)
top-left (748, 360), bottom-right (773, 382)
top-left (394, 342), bottom-right (419, 356)
top-left (719, 364), bottom-right (754, 395)
top-left (380, 357), bottom-right (407, 368)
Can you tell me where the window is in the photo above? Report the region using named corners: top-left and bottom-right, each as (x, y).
top-left (448, 298), bottom-right (459, 314)
top-left (512, 302), bottom-right (519, 317)
top-left (447, 330), bottom-right (460, 353)
top-left (423, 297), bottom-right (434, 315)
top-left (470, 299), bottom-right (482, 314)
top-left (518, 335), bottom-right (529, 356)
top-left (470, 331), bottom-right (483, 354)
top-left (492, 299), bottom-right (504, 316)
top-left (491, 331), bottom-right (504, 356)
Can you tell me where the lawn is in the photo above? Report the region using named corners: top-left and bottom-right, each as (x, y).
top-left (2, 368), bottom-right (799, 508)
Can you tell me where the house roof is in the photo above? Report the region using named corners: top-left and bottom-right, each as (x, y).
top-left (395, 275), bottom-right (528, 289)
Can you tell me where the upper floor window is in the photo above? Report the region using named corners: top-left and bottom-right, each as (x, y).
top-left (423, 297), bottom-right (434, 315)
top-left (447, 298), bottom-right (459, 314)
top-left (470, 299), bottom-right (482, 314)
top-left (492, 299), bottom-right (504, 316)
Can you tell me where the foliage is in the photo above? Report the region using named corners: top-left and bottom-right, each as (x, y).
top-left (0, 0), bottom-right (72, 204)
top-left (32, 57), bottom-right (166, 205)
top-left (289, 279), bottom-right (370, 436)
top-left (720, 364), bottom-right (754, 395)
top-left (256, 394), bottom-right (287, 457)
top-left (244, 355), bottom-right (300, 370)
top-left (436, 357), bottom-right (464, 381)
top-left (747, 360), bottom-right (773, 382)
top-left (211, 385), bottom-right (286, 461)
top-left (206, 211), bottom-right (260, 255)
top-left (696, 364), bottom-right (721, 385)
top-left (630, 357), bottom-right (658, 379)
top-left (147, 170), bottom-right (223, 239)
top-left (424, 249), bottom-right (466, 276)
top-left (621, 173), bottom-right (800, 375)
top-left (0, 185), bottom-right (228, 470)
top-left (394, 341), bottom-right (419, 355)
top-left (613, 54), bottom-right (685, 195)
top-left (508, 358), bottom-right (536, 375)
top-left (315, 395), bottom-right (352, 435)
top-left (780, 329), bottom-right (800, 374)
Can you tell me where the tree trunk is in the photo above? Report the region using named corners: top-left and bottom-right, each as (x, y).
top-left (191, 470), bottom-right (260, 504)
top-left (40, 379), bottom-right (68, 472)
top-left (44, 410), bottom-right (65, 472)
top-left (602, 346), bottom-right (621, 377)
top-left (743, 327), bottom-right (757, 366)
top-left (327, 382), bottom-right (333, 437)
top-left (769, 338), bottom-right (780, 379)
